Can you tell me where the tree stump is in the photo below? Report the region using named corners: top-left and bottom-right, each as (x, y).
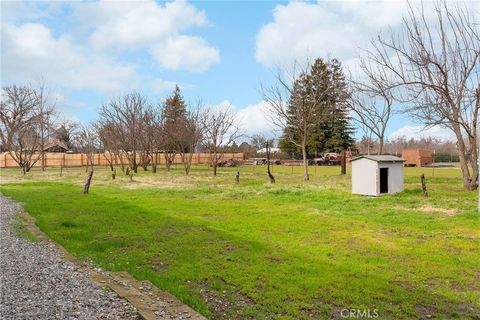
top-left (421, 174), bottom-right (428, 198)
top-left (83, 171), bottom-right (93, 194)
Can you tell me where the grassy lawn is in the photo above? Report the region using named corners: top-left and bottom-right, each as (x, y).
top-left (0, 165), bottom-right (479, 319)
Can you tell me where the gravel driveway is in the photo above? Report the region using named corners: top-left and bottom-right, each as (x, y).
top-left (0, 194), bottom-right (141, 320)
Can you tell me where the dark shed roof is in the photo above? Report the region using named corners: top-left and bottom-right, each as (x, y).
top-left (351, 155), bottom-right (405, 163)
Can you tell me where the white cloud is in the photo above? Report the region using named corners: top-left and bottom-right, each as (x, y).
top-left (207, 100), bottom-right (276, 138)
top-left (150, 36), bottom-right (219, 72)
top-left (255, 1), bottom-right (442, 68)
top-left (1, 23), bottom-right (137, 93)
top-left (389, 125), bottom-right (455, 142)
top-left (236, 101), bottom-right (275, 137)
top-left (80, 0), bottom-right (219, 72)
top-left (86, 0), bottom-right (208, 49)
top-left (1, 0), bottom-right (218, 96)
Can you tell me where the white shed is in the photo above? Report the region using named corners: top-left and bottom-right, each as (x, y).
top-left (351, 155), bottom-right (405, 196)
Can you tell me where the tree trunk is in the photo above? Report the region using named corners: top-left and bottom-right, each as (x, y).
top-left (83, 171), bottom-right (93, 194)
top-left (266, 142), bottom-right (275, 184)
top-left (341, 149), bottom-right (346, 175)
top-left (213, 151), bottom-right (218, 176)
top-left (378, 138), bottom-right (384, 155)
top-left (453, 125), bottom-right (475, 190)
top-left (301, 141), bottom-right (309, 181)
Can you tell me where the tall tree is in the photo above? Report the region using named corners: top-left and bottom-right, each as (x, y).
top-left (318, 59), bottom-right (355, 153)
top-left (161, 85), bottom-right (188, 171)
top-left (264, 61), bottom-right (329, 181)
top-left (349, 55), bottom-right (395, 155)
top-left (366, 1), bottom-right (479, 190)
top-left (275, 59), bottom-right (354, 169)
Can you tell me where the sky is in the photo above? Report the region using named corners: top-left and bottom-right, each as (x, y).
top-left (1, 0), bottom-right (475, 142)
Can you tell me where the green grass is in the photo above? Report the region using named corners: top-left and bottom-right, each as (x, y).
top-left (0, 165), bottom-right (479, 319)
top-left (11, 213), bottom-right (39, 243)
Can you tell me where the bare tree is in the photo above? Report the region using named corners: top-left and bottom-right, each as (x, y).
top-left (34, 80), bottom-right (57, 171)
top-left (349, 58), bottom-right (395, 155)
top-left (176, 102), bottom-right (205, 175)
top-left (250, 134), bottom-right (268, 152)
top-left (202, 104), bottom-right (242, 176)
top-left (54, 118), bottom-right (79, 150)
top-left (96, 121), bottom-right (119, 176)
top-left (0, 85), bottom-right (43, 174)
top-left (142, 105), bottom-right (162, 173)
top-left (366, 1), bottom-right (479, 190)
top-left (262, 62), bottom-right (329, 181)
top-left (98, 93), bottom-right (149, 174)
top-left (74, 125), bottom-right (99, 172)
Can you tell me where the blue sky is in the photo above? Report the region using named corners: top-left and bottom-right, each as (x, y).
top-left (2, 0), bottom-right (471, 141)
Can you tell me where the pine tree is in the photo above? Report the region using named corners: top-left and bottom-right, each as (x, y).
top-left (279, 58), bottom-right (355, 157)
top-left (163, 85), bottom-right (187, 126)
top-left (323, 59), bottom-right (355, 152)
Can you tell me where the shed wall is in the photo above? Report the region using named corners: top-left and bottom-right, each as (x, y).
top-left (378, 162), bottom-right (404, 194)
top-left (351, 158), bottom-right (378, 196)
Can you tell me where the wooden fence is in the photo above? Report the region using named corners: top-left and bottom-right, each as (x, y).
top-left (0, 152), bottom-right (245, 168)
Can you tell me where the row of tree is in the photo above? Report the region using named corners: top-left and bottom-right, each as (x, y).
top-left (95, 86), bottom-right (241, 176)
top-left (0, 85), bottom-right (241, 176)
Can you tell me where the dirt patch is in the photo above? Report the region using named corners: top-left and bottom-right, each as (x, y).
top-left (0, 176), bottom-right (29, 184)
top-left (192, 277), bottom-right (255, 319)
top-left (122, 179), bottom-right (192, 190)
top-left (265, 255), bottom-right (286, 264)
top-left (415, 304), bottom-right (436, 319)
top-left (394, 205), bottom-right (459, 217)
top-left (419, 206), bottom-right (458, 216)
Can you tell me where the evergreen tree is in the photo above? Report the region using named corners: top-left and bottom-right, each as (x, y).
top-left (279, 58), bottom-right (355, 157)
top-left (162, 85), bottom-right (189, 151)
top-left (323, 59), bottom-right (355, 152)
top-left (163, 85), bottom-right (187, 126)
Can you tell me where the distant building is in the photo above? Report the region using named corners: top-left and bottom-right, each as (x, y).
top-left (256, 147), bottom-right (280, 154)
top-left (402, 149), bottom-right (432, 167)
top-left (351, 155), bottom-right (405, 196)
top-left (43, 139), bottom-right (69, 153)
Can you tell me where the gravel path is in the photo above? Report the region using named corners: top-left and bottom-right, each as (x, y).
top-left (0, 194), bottom-right (141, 320)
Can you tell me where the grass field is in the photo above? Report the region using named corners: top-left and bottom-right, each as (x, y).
top-left (0, 164), bottom-right (479, 319)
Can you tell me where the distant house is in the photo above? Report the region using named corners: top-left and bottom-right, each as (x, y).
top-left (43, 139), bottom-right (69, 153)
top-left (402, 149), bottom-right (432, 167)
top-left (351, 155), bottom-right (405, 196)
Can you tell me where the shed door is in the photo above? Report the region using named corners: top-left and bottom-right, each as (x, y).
top-left (380, 168), bottom-right (389, 194)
